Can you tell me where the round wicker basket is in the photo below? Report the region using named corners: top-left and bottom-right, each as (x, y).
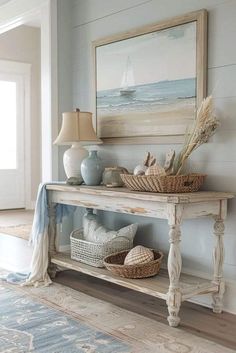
top-left (103, 249), bottom-right (164, 279)
top-left (120, 173), bottom-right (206, 193)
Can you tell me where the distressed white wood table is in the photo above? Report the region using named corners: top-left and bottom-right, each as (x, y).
top-left (46, 184), bottom-right (234, 327)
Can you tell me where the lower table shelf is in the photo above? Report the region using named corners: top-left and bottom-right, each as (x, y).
top-left (51, 252), bottom-right (218, 301)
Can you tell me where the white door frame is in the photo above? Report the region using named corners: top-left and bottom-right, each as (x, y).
top-left (0, 59), bottom-right (31, 208)
top-left (0, 0), bottom-right (59, 208)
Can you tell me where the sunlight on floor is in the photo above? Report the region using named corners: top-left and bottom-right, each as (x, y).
top-left (0, 209), bottom-right (33, 271)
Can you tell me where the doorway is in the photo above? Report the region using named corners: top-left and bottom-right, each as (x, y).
top-left (0, 0), bottom-right (59, 205)
top-left (0, 23), bottom-right (41, 210)
top-left (0, 61), bottom-right (30, 209)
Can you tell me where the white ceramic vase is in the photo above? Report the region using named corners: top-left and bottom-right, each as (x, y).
top-left (63, 143), bottom-right (88, 179)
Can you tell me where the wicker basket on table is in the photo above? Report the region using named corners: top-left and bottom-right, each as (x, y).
top-left (70, 229), bottom-right (133, 268)
top-left (120, 173), bottom-right (206, 193)
top-left (103, 249), bottom-right (164, 279)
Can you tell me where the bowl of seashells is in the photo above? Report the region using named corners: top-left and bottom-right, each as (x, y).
top-left (121, 96), bottom-right (219, 193)
top-left (121, 151), bottom-right (206, 193)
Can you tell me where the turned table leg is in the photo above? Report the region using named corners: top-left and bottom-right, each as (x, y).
top-left (166, 220), bottom-right (182, 327)
top-left (48, 197), bottom-right (58, 279)
top-left (212, 217), bottom-right (225, 313)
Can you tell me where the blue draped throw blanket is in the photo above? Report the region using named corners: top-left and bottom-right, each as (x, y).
top-left (3, 183), bottom-right (75, 287)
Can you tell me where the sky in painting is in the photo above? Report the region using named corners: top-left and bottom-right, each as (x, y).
top-left (96, 22), bottom-right (196, 91)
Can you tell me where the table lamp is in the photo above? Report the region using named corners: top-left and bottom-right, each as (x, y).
top-left (54, 109), bottom-right (102, 179)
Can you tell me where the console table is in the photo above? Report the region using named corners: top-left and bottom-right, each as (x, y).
top-left (46, 184), bottom-right (234, 327)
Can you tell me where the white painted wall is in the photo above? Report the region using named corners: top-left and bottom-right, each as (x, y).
top-left (57, 0), bottom-right (74, 243)
top-left (57, 0), bottom-right (236, 313)
top-left (0, 0), bottom-right (10, 5)
top-left (57, 0), bottom-right (73, 181)
top-left (0, 25), bottom-right (41, 204)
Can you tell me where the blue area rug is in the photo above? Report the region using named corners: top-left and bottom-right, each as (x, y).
top-left (0, 284), bottom-right (131, 353)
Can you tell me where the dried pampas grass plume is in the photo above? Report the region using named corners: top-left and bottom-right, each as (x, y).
top-left (173, 96), bottom-right (219, 175)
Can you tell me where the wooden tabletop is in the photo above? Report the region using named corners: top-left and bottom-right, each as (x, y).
top-left (46, 184), bottom-right (234, 204)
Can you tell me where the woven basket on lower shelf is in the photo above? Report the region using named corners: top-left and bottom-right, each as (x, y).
top-left (120, 173), bottom-right (206, 193)
top-left (103, 249), bottom-right (164, 279)
top-left (70, 229), bottom-right (133, 268)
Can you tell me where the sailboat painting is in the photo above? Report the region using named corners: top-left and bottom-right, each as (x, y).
top-left (94, 12), bottom-right (207, 142)
top-left (120, 57), bottom-right (136, 96)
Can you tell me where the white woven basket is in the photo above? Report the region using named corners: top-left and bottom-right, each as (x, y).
top-left (70, 228), bottom-right (133, 268)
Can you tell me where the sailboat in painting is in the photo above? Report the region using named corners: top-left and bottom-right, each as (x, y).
top-left (120, 56), bottom-right (136, 96)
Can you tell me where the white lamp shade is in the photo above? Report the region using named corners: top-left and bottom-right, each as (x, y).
top-left (54, 111), bottom-right (102, 145)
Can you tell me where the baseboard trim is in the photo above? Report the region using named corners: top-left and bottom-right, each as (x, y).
top-left (25, 201), bottom-right (35, 210)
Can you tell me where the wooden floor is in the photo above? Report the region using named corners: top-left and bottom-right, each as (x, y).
top-left (0, 209), bottom-right (34, 227)
top-left (0, 233), bottom-right (32, 272)
top-left (55, 270), bottom-right (236, 351)
top-left (0, 220), bottom-right (235, 351)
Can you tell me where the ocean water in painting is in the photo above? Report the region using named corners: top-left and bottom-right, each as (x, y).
top-left (97, 78), bottom-right (196, 115)
top-left (96, 77), bottom-right (196, 138)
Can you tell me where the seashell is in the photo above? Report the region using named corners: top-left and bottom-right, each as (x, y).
top-left (164, 149), bottom-right (175, 175)
top-left (124, 245), bottom-right (154, 265)
top-left (133, 165), bottom-right (147, 176)
top-left (145, 163), bottom-right (166, 177)
top-left (143, 152), bottom-right (156, 167)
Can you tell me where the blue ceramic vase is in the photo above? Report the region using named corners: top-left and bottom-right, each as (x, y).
top-left (81, 150), bottom-right (103, 186)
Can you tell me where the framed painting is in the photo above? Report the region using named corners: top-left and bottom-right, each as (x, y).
top-left (93, 10), bottom-right (207, 144)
